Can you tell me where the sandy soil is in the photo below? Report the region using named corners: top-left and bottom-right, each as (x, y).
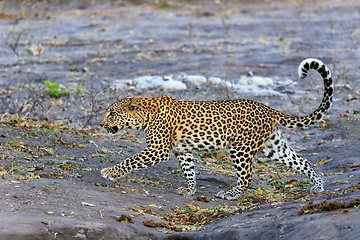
top-left (0, 0), bottom-right (359, 239)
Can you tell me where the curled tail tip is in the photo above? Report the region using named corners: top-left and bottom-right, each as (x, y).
top-left (279, 58), bottom-right (333, 129)
top-left (298, 58), bottom-right (331, 79)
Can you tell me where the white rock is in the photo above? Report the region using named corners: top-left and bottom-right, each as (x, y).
top-left (237, 76), bottom-right (274, 86)
top-left (160, 80), bottom-right (187, 90)
top-left (148, 76), bottom-right (166, 89)
top-left (133, 75), bottom-right (186, 90)
top-left (233, 76), bottom-right (282, 96)
top-left (158, 75), bottom-right (187, 90)
top-left (207, 77), bottom-right (223, 85)
top-left (276, 78), bottom-right (294, 86)
top-left (220, 81), bottom-right (235, 89)
top-left (133, 76), bottom-right (162, 89)
top-left (133, 75), bottom-right (156, 84)
top-left (163, 75), bottom-right (174, 81)
top-left (234, 84), bottom-right (282, 96)
top-left (180, 74), bottom-right (207, 86)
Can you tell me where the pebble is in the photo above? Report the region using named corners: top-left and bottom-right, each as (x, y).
top-left (207, 77), bottom-right (223, 85)
top-left (179, 74), bottom-right (207, 86)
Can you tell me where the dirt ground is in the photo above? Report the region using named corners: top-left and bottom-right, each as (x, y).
top-left (0, 0), bottom-right (359, 239)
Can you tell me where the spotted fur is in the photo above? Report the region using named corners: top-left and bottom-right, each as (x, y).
top-left (100, 58), bottom-right (333, 200)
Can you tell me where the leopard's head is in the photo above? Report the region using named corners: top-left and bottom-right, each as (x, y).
top-left (100, 97), bottom-right (145, 134)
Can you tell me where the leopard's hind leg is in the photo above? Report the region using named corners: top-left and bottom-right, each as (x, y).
top-left (262, 128), bottom-right (324, 193)
top-left (216, 144), bottom-right (257, 200)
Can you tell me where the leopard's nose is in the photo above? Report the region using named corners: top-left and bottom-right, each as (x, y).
top-left (100, 123), bottom-right (104, 127)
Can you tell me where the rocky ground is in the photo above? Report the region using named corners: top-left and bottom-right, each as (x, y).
top-left (0, 0), bottom-right (359, 239)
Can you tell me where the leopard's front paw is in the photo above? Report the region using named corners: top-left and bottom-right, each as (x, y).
top-left (100, 167), bottom-right (117, 181)
top-left (216, 190), bottom-right (243, 200)
top-left (310, 185), bottom-right (324, 194)
top-left (101, 165), bottom-right (127, 181)
top-left (177, 187), bottom-right (196, 196)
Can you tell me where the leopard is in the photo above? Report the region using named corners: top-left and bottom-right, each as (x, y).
top-left (100, 58), bottom-right (333, 200)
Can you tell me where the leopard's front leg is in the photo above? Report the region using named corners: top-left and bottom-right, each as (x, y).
top-left (174, 152), bottom-right (196, 196)
top-left (101, 146), bottom-right (170, 181)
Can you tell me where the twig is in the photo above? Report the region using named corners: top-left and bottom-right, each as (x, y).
top-left (223, 62), bottom-right (235, 100)
top-left (220, 13), bottom-right (231, 47)
top-left (82, 90), bottom-right (96, 130)
top-left (5, 26), bottom-right (29, 57)
top-left (81, 86), bottom-right (121, 130)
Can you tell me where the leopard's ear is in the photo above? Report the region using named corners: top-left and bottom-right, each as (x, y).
top-left (125, 97), bottom-right (139, 111)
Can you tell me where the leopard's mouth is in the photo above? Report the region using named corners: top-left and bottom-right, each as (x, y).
top-left (107, 126), bottom-right (119, 134)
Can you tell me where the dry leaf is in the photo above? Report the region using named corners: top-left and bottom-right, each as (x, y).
top-left (197, 196), bottom-right (210, 203)
top-left (118, 214), bottom-right (132, 222)
top-left (33, 46), bottom-right (43, 55)
top-left (70, 67), bottom-right (80, 72)
top-left (203, 158), bottom-right (217, 163)
top-left (25, 44), bottom-right (43, 56)
top-left (186, 203), bottom-right (196, 211)
top-left (142, 219), bottom-right (173, 229)
top-left (81, 202), bottom-right (95, 207)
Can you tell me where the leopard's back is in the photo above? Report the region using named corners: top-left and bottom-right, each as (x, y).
top-left (172, 99), bottom-right (278, 153)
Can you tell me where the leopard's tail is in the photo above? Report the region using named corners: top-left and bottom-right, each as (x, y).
top-left (277, 58), bottom-right (334, 129)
